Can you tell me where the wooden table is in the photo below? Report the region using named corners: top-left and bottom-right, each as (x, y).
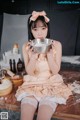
top-left (0, 70), bottom-right (80, 120)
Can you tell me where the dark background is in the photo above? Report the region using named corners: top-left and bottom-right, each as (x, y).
top-left (0, 0), bottom-right (80, 55)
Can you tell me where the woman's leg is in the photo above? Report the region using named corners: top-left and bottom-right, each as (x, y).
top-left (37, 98), bottom-right (57, 120)
top-left (21, 97), bottom-right (38, 120)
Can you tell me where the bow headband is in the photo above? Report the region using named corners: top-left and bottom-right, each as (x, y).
top-left (30, 11), bottom-right (50, 23)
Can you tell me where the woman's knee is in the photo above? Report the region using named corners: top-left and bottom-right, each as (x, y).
top-left (21, 96), bottom-right (38, 109)
top-left (39, 98), bottom-right (58, 113)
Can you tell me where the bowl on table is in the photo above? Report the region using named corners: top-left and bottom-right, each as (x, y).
top-left (31, 38), bottom-right (52, 54)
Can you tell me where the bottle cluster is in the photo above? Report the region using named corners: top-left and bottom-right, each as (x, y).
top-left (9, 58), bottom-right (24, 75)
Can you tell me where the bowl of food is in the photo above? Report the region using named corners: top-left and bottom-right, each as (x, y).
top-left (31, 38), bottom-right (52, 54)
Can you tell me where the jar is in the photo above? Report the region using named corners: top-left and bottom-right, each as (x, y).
top-left (13, 43), bottom-right (19, 54)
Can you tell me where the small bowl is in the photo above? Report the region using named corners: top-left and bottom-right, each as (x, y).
top-left (31, 38), bottom-right (52, 54)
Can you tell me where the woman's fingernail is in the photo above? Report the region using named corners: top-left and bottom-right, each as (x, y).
top-left (30, 46), bottom-right (33, 49)
top-left (50, 45), bottom-right (52, 49)
top-left (29, 40), bottom-right (31, 42)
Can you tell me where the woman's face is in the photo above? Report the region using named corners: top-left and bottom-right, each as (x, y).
top-left (31, 20), bottom-right (48, 39)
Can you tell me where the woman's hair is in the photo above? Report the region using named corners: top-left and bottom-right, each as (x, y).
top-left (27, 15), bottom-right (50, 41)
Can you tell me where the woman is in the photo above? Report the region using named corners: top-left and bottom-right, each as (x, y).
top-left (15, 11), bottom-right (72, 120)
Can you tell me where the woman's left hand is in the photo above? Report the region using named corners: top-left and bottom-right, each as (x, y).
top-left (47, 45), bottom-right (53, 58)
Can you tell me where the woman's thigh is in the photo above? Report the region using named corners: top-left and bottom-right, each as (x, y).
top-left (39, 97), bottom-right (58, 112)
top-left (21, 96), bottom-right (38, 108)
top-left (21, 96), bottom-right (38, 120)
top-left (36, 97), bottom-right (58, 120)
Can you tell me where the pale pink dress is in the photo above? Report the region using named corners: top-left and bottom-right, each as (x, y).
top-left (15, 55), bottom-right (72, 105)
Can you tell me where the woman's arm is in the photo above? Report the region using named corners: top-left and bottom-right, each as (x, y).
top-left (26, 52), bottom-right (38, 75)
top-left (47, 40), bottom-right (62, 75)
top-left (22, 42), bottom-right (38, 75)
top-left (22, 42), bottom-right (29, 73)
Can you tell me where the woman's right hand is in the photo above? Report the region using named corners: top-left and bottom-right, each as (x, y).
top-left (25, 41), bottom-right (31, 52)
top-left (26, 42), bottom-right (39, 60)
top-left (30, 48), bottom-right (39, 60)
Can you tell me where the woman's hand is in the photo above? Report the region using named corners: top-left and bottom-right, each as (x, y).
top-left (25, 41), bottom-right (39, 60)
top-left (29, 46), bottom-right (39, 60)
top-left (47, 40), bottom-right (56, 59)
top-left (25, 41), bottom-right (31, 52)
top-left (47, 45), bottom-right (54, 59)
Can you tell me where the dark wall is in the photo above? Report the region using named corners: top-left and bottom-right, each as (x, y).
top-left (75, 16), bottom-right (80, 55)
top-left (0, 0), bottom-right (80, 55)
top-left (0, 13), bottom-right (3, 51)
top-left (50, 10), bottom-right (80, 55)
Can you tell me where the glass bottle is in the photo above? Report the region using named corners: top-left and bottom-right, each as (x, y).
top-left (13, 43), bottom-right (19, 54)
top-left (9, 59), bottom-right (13, 72)
top-left (17, 58), bottom-right (23, 75)
top-left (12, 59), bottom-right (16, 74)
